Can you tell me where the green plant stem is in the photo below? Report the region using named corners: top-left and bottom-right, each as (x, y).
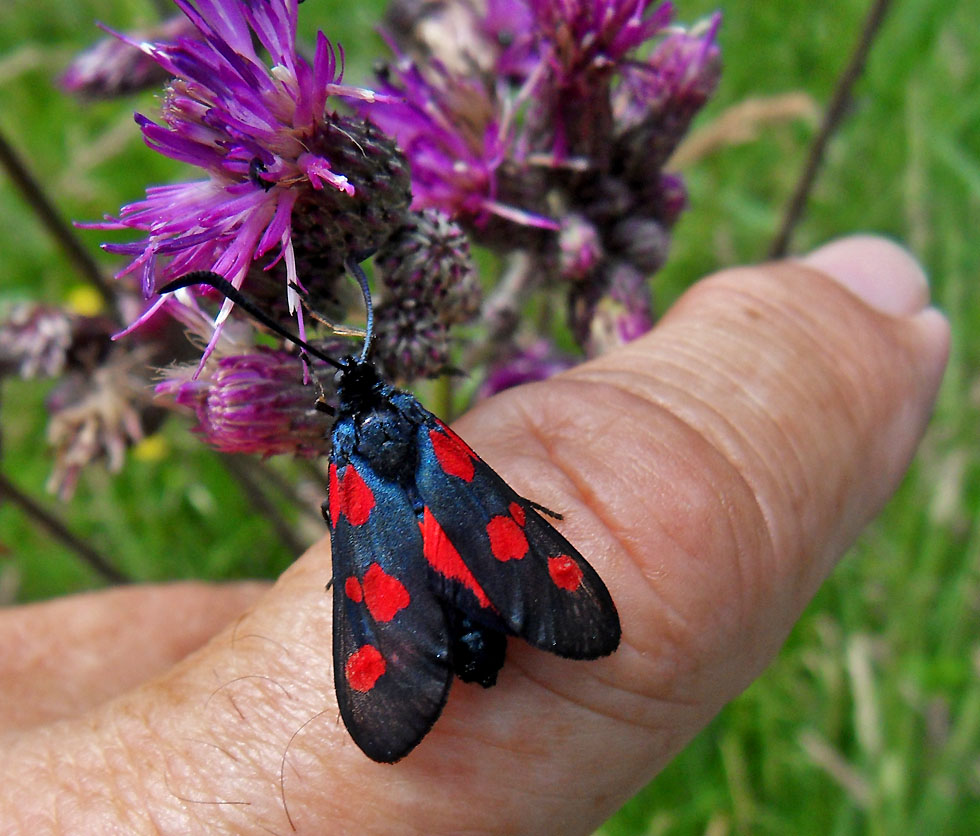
top-left (0, 125), bottom-right (118, 318)
top-left (0, 471), bottom-right (130, 584)
top-left (768, 0), bottom-right (894, 257)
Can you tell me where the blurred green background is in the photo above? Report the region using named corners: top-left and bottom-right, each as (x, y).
top-left (0, 0), bottom-right (977, 833)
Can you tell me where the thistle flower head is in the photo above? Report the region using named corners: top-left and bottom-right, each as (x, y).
top-left (522, 0), bottom-right (675, 98)
top-left (157, 348), bottom-right (332, 457)
top-left (493, 0), bottom-right (676, 158)
top-left (366, 54), bottom-right (512, 224)
top-left (95, 0), bottom-right (410, 360)
top-left (615, 11), bottom-right (722, 172)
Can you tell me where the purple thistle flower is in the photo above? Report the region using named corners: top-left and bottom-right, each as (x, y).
top-left (615, 11), bottom-right (722, 171)
top-left (366, 54), bottom-right (539, 228)
top-left (374, 1), bottom-right (719, 358)
top-left (516, 0), bottom-right (676, 157)
top-left (92, 0), bottom-right (409, 362)
top-left (158, 348), bottom-right (331, 458)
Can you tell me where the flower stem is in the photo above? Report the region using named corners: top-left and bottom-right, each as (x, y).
top-left (0, 471), bottom-right (130, 585)
top-left (0, 126), bottom-right (118, 318)
top-left (221, 456), bottom-right (311, 558)
top-left (768, 0), bottom-right (894, 258)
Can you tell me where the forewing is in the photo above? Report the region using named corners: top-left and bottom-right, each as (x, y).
top-left (328, 452), bottom-right (452, 763)
top-left (412, 414), bottom-right (621, 659)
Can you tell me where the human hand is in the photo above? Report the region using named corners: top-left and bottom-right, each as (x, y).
top-left (0, 236), bottom-right (948, 834)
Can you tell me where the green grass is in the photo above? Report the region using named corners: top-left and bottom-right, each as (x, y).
top-left (1, 1), bottom-right (978, 833)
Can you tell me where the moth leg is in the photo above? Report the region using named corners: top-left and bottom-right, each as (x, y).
top-left (297, 350), bottom-right (336, 416)
top-left (526, 499), bottom-right (563, 521)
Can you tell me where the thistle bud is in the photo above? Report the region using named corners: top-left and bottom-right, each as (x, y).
top-left (158, 350), bottom-right (332, 458)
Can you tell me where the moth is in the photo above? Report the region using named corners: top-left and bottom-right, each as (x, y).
top-left (161, 269), bottom-right (620, 762)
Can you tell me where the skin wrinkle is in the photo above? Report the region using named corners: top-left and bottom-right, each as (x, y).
top-left (683, 270), bottom-right (902, 451)
top-left (584, 341), bottom-right (812, 571)
top-left (514, 653), bottom-right (695, 732)
top-left (659, 269), bottom-right (941, 589)
top-left (526, 393), bottom-right (703, 660)
top-left (602, 364), bottom-right (779, 624)
top-left (584, 306), bottom-right (868, 560)
top-left (536, 375), bottom-right (772, 660)
top-left (745, 278), bottom-right (916, 544)
top-left (610, 353), bottom-right (809, 619)
top-left (199, 691), bottom-right (324, 814)
top-left (277, 725), bottom-right (351, 835)
top-left (106, 673), bottom-right (274, 834)
top-left (59, 716), bottom-right (152, 833)
top-left (204, 675), bottom-right (293, 713)
top-left (418, 722), bottom-right (620, 836)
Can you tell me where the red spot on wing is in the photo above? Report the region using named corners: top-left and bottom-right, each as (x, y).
top-left (548, 554), bottom-right (584, 591)
top-left (361, 563), bottom-right (411, 622)
top-left (429, 425), bottom-right (475, 482)
top-left (344, 576), bottom-right (363, 602)
top-left (487, 514), bottom-right (529, 561)
top-left (339, 465), bottom-right (375, 526)
top-left (509, 501), bottom-right (526, 527)
top-left (419, 508), bottom-right (492, 609)
top-left (345, 645), bottom-right (386, 692)
top-left (328, 463), bottom-right (341, 528)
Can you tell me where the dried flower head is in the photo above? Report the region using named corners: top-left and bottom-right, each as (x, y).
top-left (61, 15), bottom-right (199, 99)
top-left (0, 305), bottom-right (75, 379)
top-left (45, 350), bottom-right (156, 500)
top-left (0, 304), bottom-right (117, 380)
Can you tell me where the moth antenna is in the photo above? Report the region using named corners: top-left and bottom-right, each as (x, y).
top-left (344, 258), bottom-right (375, 362)
top-left (158, 271), bottom-right (344, 371)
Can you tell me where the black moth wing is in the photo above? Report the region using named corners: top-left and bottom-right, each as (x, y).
top-left (327, 445), bottom-right (452, 763)
top-left (407, 400), bottom-right (621, 659)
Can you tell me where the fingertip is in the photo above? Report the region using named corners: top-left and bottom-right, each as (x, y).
top-left (799, 234), bottom-right (930, 316)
